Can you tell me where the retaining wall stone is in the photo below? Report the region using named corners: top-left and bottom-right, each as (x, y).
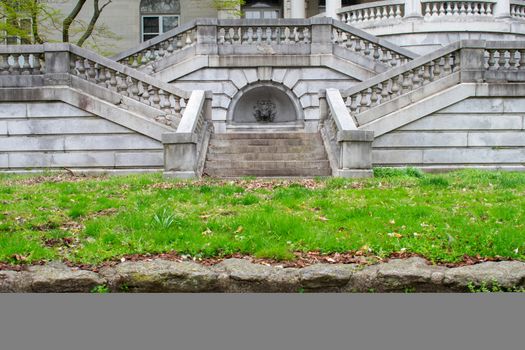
top-left (1, 258), bottom-right (524, 293)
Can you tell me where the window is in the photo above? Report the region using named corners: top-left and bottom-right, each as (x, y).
top-left (140, 0), bottom-right (180, 41)
top-left (3, 18), bottom-right (32, 45)
top-left (243, 0), bottom-right (282, 19)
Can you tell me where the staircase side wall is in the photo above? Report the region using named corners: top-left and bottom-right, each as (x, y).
top-left (0, 102), bottom-right (163, 173)
top-left (372, 97), bottom-right (525, 171)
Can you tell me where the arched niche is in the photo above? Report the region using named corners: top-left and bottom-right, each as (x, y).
top-left (229, 83), bottom-right (303, 125)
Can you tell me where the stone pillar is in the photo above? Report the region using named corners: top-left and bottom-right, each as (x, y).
top-left (163, 133), bottom-right (199, 179)
top-left (326, 0), bottom-right (342, 19)
top-left (291, 0), bottom-right (306, 18)
top-left (494, 0), bottom-right (511, 18)
top-left (459, 41), bottom-right (486, 83)
top-left (43, 43), bottom-right (71, 85)
top-left (337, 130), bottom-right (375, 178)
top-left (404, 0), bottom-right (423, 18)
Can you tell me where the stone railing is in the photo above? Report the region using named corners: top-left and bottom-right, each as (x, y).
top-left (163, 90), bottom-right (213, 178)
top-left (337, 0), bottom-right (506, 23)
top-left (338, 0), bottom-right (405, 24)
top-left (320, 89), bottom-right (374, 178)
top-left (69, 45), bottom-right (190, 127)
top-left (511, 0), bottom-right (525, 18)
top-left (113, 18), bottom-right (417, 73)
top-left (0, 44), bottom-right (192, 129)
top-left (114, 21), bottom-right (198, 70)
top-left (0, 45), bottom-right (45, 76)
top-left (422, 0), bottom-right (496, 17)
top-left (218, 22), bottom-right (312, 45)
top-left (340, 42), bottom-right (462, 120)
top-left (339, 40), bottom-right (525, 125)
top-left (331, 20), bottom-right (413, 68)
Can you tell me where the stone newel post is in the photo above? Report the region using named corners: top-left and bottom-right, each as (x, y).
top-left (43, 43), bottom-right (71, 86)
top-left (494, 0), bottom-right (511, 18)
top-left (326, 0), bottom-right (342, 19)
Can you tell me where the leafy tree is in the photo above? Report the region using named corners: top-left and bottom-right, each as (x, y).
top-left (0, 0), bottom-right (119, 54)
top-left (213, 0), bottom-right (246, 17)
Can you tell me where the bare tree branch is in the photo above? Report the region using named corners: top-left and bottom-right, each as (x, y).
top-left (62, 0), bottom-right (87, 42)
top-left (76, 0), bottom-right (111, 47)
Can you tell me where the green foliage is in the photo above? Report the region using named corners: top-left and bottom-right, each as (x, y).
top-left (212, 0), bottom-right (246, 17)
top-left (467, 280), bottom-right (525, 293)
top-left (374, 167), bottom-right (424, 179)
top-left (0, 170), bottom-right (525, 265)
top-left (91, 285), bottom-right (110, 293)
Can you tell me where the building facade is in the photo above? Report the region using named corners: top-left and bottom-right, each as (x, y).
top-left (46, 1), bottom-right (374, 53)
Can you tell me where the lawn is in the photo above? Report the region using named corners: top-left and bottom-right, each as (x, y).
top-left (0, 169), bottom-right (524, 266)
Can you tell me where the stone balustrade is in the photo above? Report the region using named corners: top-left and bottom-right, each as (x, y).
top-left (331, 21), bottom-right (412, 67)
top-left (511, 0), bottom-right (525, 18)
top-left (338, 0), bottom-right (405, 24)
top-left (0, 44), bottom-right (192, 129)
top-left (113, 18), bottom-right (417, 73)
top-left (0, 46), bottom-right (45, 76)
top-left (422, 0), bottom-right (496, 17)
top-left (341, 44), bottom-right (461, 120)
top-left (340, 40), bottom-right (525, 124)
top-left (218, 24), bottom-right (311, 45)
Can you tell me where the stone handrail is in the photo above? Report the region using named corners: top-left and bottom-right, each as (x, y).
top-left (340, 41), bottom-right (462, 120)
top-left (112, 18), bottom-right (418, 73)
top-left (511, 0), bottom-right (525, 18)
top-left (0, 44), bottom-right (193, 129)
top-left (68, 44), bottom-right (191, 127)
top-left (113, 20), bottom-right (198, 70)
top-left (320, 89), bottom-right (374, 177)
top-left (331, 20), bottom-right (415, 67)
top-left (0, 45), bottom-right (45, 76)
top-left (162, 90), bottom-right (213, 178)
top-left (338, 0), bottom-right (405, 24)
top-left (421, 0), bottom-right (496, 17)
top-left (340, 40), bottom-right (525, 124)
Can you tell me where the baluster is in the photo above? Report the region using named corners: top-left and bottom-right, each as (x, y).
top-left (95, 64), bottom-right (103, 85)
top-left (487, 50), bottom-right (497, 70)
top-left (129, 78), bottom-right (140, 101)
top-left (151, 88), bottom-right (161, 109)
top-left (402, 71), bottom-right (412, 93)
top-left (473, 3), bottom-right (479, 16)
top-left (304, 28), bottom-right (310, 43)
top-left (424, 3), bottom-right (431, 17)
top-left (388, 6), bottom-right (395, 19)
top-left (233, 28), bottom-right (240, 44)
top-left (86, 60), bottom-right (97, 82)
top-left (370, 85), bottom-right (380, 107)
top-left (453, 2), bottom-right (460, 15)
top-left (142, 85), bottom-right (151, 105)
top-left (20, 54), bottom-right (31, 75)
top-left (432, 3), bottom-right (438, 16)
top-left (433, 58), bottom-right (442, 79)
top-left (186, 31), bottom-right (193, 46)
top-left (487, 3), bottom-right (493, 16)
top-left (380, 48), bottom-right (389, 65)
top-left (460, 2), bottom-right (467, 16)
top-left (480, 2), bottom-right (486, 16)
top-left (349, 95), bottom-right (359, 115)
top-left (519, 50), bottom-right (525, 71)
top-left (391, 75), bottom-right (401, 97)
top-left (412, 67), bottom-right (421, 88)
top-left (224, 29), bottom-right (232, 45)
top-left (363, 42), bottom-right (371, 56)
top-left (0, 55), bottom-right (10, 75)
top-left (298, 28), bottom-right (305, 43)
top-left (74, 57), bottom-right (85, 79)
top-left (423, 63), bottom-right (431, 84)
top-left (116, 73), bottom-right (128, 97)
top-left (439, 3), bottom-right (445, 16)
top-left (360, 90), bottom-right (370, 112)
top-left (266, 28), bottom-right (273, 44)
top-left (108, 70), bottom-right (118, 91)
top-left (466, 2), bottom-right (473, 16)
top-left (373, 44), bottom-right (380, 60)
top-left (382, 6), bottom-right (388, 20)
top-left (10, 54), bottom-right (21, 75)
top-left (242, 28), bottom-right (249, 44)
top-left (381, 81), bottom-right (390, 103)
top-left (279, 27), bottom-right (286, 44)
top-left (395, 5), bottom-right (402, 18)
top-left (446, 2), bottom-right (453, 15)
top-left (443, 54), bottom-right (452, 75)
top-left (271, 28), bottom-right (278, 44)
top-left (247, 27), bottom-right (255, 44)
top-left (509, 49), bottom-right (518, 70)
top-left (498, 49), bottom-right (507, 70)
top-left (159, 90), bottom-right (172, 116)
top-left (357, 9), bottom-right (363, 22)
top-left (354, 38), bottom-right (362, 53)
top-left (173, 97), bottom-right (182, 118)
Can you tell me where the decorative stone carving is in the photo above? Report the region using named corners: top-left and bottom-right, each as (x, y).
top-left (253, 100), bottom-right (277, 123)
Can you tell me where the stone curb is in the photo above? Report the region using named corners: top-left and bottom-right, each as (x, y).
top-left (1, 258), bottom-right (524, 293)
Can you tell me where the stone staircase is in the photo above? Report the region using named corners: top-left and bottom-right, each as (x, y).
top-left (204, 133), bottom-right (332, 178)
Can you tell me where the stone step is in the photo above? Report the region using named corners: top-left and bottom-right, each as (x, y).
top-left (205, 160), bottom-right (331, 170)
top-left (208, 144), bottom-right (325, 154)
top-left (209, 138), bottom-right (321, 148)
top-left (203, 167), bottom-right (332, 178)
top-left (206, 151), bottom-right (328, 162)
top-left (212, 133), bottom-right (322, 140)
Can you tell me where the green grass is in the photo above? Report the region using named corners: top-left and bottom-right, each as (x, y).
top-left (0, 169), bottom-right (524, 266)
